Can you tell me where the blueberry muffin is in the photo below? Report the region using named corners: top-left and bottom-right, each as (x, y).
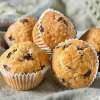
top-left (80, 28), bottom-right (100, 52)
top-left (80, 28), bottom-right (100, 71)
top-left (0, 42), bottom-right (49, 90)
top-left (33, 9), bottom-right (76, 54)
top-left (52, 39), bottom-right (98, 88)
top-left (5, 16), bottom-right (36, 46)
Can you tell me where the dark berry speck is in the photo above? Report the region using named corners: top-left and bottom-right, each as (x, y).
top-left (57, 17), bottom-right (68, 25)
top-left (3, 65), bottom-right (10, 71)
top-left (23, 53), bottom-right (33, 60)
top-left (84, 69), bottom-right (91, 77)
top-left (41, 65), bottom-right (45, 70)
top-left (39, 25), bottom-right (44, 32)
top-left (77, 46), bottom-right (83, 50)
top-left (20, 18), bottom-right (28, 24)
top-left (13, 49), bottom-right (17, 53)
top-left (7, 52), bottom-right (12, 58)
top-left (8, 35), bottom-right (15, 41)
top-left (60, 78), bottom-right (67, 83)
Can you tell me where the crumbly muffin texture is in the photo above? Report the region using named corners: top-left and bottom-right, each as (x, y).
top-left (5, 16), bottom-right (37, 46)
top-left (52, 39), bottom-right (98, 88)
top-left (80, 27), bottom-right (100, 52)
top-left (33, 9), bottom-right (76, 49)
top-left (0, 42), bottom-right (49, 73)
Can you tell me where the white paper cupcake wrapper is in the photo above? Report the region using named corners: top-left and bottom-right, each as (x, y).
top-left (33, 9), bottom-right (66, 55)
top-left (1, 67), bottom-right (48, 90)
top-left (33, 9), bottom-right (76, 55)
top-left (33, 32), bottom-right (52, 54)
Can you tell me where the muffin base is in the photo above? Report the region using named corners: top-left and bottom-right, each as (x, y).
top-left (1, 67), bottom-right (48, 90)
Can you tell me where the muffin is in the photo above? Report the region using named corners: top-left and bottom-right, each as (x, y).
top-left (33, 9), bottom-right (76, 54)
top-left (80, 28), bottom-right (100, 52)
top-left (52, 39), bottom-right (98, 88)
top-left (0, 42), bottom-right (49, 90)
top-left (5, 16), bottom-right (37, 46)
top-left (80, 28), bottom-right (100, 71)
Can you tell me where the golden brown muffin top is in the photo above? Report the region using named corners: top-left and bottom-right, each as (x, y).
top-left (5, 16), bottom-right (37, 46)
top-left (33, 9), bottom-right (76, 49)
top-left (80, 27), bottom-right (100, 52)
top-left (0, 42), bottom-right (49, 73)
top-left (52, 39), bottom-right (98, 88)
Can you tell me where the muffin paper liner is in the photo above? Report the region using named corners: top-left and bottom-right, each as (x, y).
top-left (33, 33), bottom-right (52, 54)
top-left (33, 9), bottom-right (69, 55)
top-left (1, 67), bottom-right (48, 90)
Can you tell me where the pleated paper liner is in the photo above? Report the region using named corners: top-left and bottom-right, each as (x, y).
top-left (1, 66), bottom-right (48, 90)
top-left (33, 9), bottom-right (76, 55)
top-left (33, 9), bottom-right (65, 55)
top-left (33, 32), bottom-right (52, 55)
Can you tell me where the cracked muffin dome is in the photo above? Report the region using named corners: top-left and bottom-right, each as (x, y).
top-left (80, 28), bottom-right (100, 71)
top-left (0, 41), bottom-right (49, 73)
top-left (33, 9), bottom-right (76, 54)
top-left (52, 39), bottom-right (98, 88)
top-left (5, 16), bottom-right (37, 46)
top-left (80, 27), bottom-right (100, 52)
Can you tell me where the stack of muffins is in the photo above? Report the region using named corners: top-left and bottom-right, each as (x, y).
top-left (0, 9), bottom-right (99, 90)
